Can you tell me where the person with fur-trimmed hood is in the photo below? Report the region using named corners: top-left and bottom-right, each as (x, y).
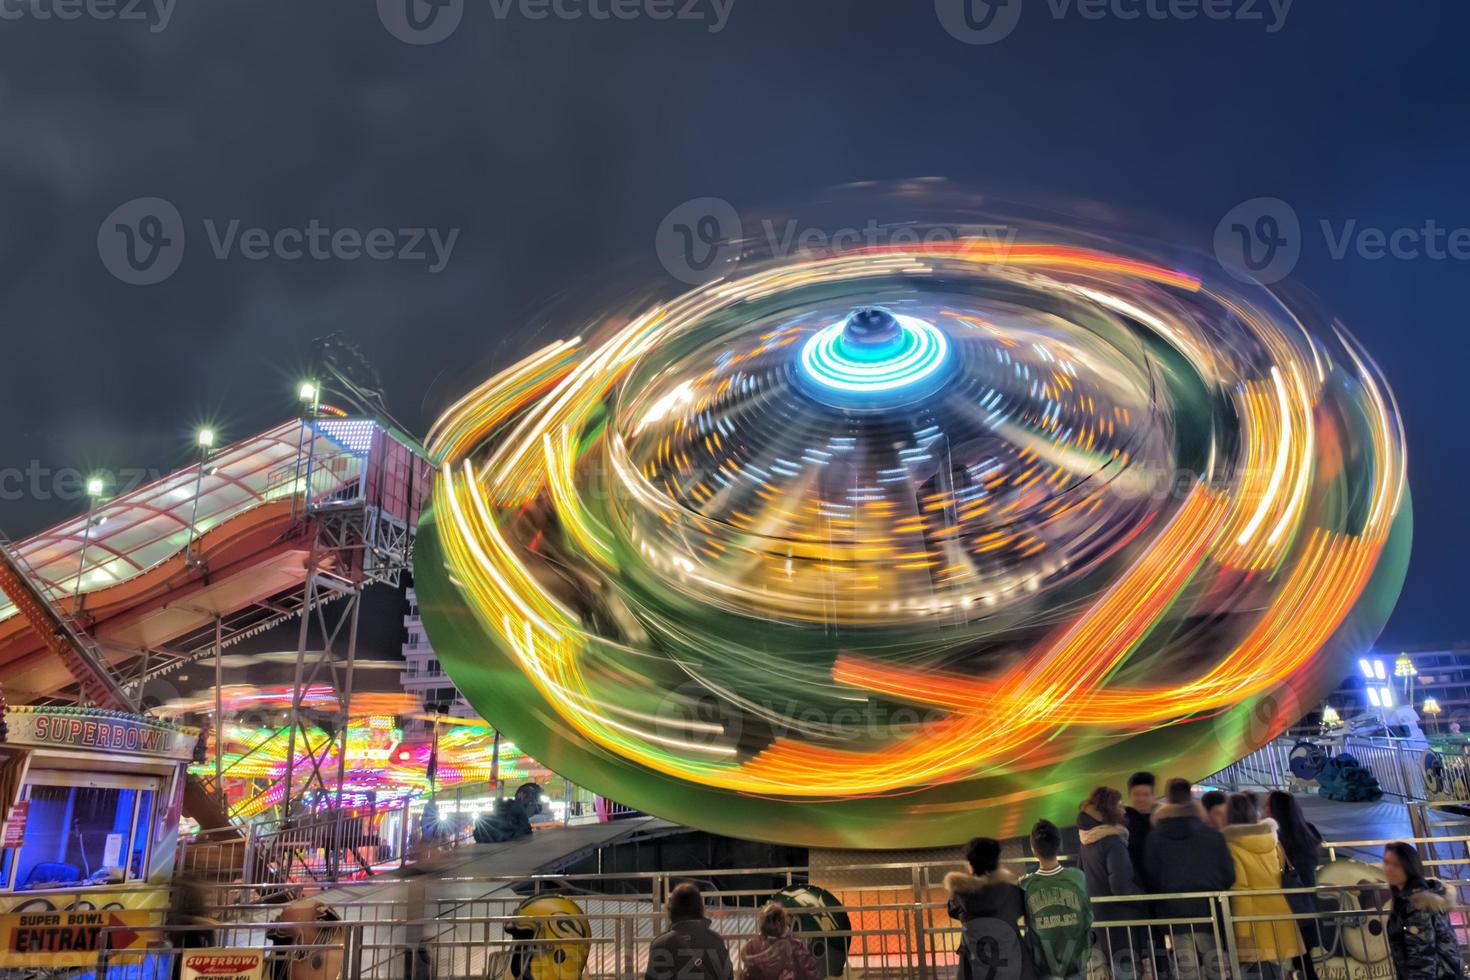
top-left (1144, 779), bottom-right (1235, 980)
top-left (1383, 841), bottom-right (1462, 980)
top-left (1222, 792), bottom-right (1304, 971)
top-left (1144, 778), bottom-right (1236, 916)
top-left (945, 837), bottom-right (1037, 980)
top-left (1077, 787), bottom-right (1144, 977)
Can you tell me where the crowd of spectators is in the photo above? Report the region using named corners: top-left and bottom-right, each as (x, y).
top-left (641, 772), bottom-right (1463, 980)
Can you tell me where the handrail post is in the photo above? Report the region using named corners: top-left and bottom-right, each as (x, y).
top-left (911, 864), bottom-right (930, 980)
top-left (1218, 893), bottom-right (1242, 980)
top-left (346, 921), bottom-right (365, 978)
top-left (241, 822), bottom-right (257, 899)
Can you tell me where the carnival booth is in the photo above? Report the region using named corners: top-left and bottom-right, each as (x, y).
top-left (0, 705), bottom-right (198, 907)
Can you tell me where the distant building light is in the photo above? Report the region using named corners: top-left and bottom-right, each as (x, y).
top-left (1373, 659), bottom-right (1387, 681)
top-left (1366, 687), bottom-right (1382, 708)
top-left (1360, 658), bottom-right (1374, 678)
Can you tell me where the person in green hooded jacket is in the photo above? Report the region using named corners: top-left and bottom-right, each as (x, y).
top-left (1019, 819), bottom-right (1093, 980)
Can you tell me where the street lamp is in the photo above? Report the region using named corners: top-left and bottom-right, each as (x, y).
top-left (1321, 704), bottom-right (1341, 727)
top-left (185, 429), bottom-right (215, 567)
top-left (74, 475), bottom-right (107, 612)
top-left (1396, 653), bottom-right (1418, 708)
top-left (1423, 697), bottom-right (1443, 735)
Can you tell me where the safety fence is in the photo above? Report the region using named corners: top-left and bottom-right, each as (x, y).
top-left (177, 786), bottom-right (502, 884)
top-left (0, 826), bottom-right (1448, 976)
top-left (178, 784), bottom-right (634, 885)
top-left (93, 879), bottom-right (1465, 980)
top-left (1209, 733), bottom-right (1470, 804)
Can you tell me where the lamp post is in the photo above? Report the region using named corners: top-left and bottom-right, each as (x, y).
top-left (74, 476), bottom-right (107, 614)
top-left (1321, 704), bottom-right (1341, 729)
top-left (1423, 697), bottom-right (1443, 735)
top-left (185, 429), bottom-right (215, 568)
top-left (1396, 654), bottom-right (1418, 714)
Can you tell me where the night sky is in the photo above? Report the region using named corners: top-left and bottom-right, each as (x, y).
top-left (0, 1), bottom-right (1465, 646)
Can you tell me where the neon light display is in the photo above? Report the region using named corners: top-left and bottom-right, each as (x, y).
top-left (416, 222), bottom-right (1412, 848)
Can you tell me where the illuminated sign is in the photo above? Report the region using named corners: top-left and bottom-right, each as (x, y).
top-left (0, 909), bottom-right (154, 968)
top-left (3, 707), bottom-right (197, 761)
top-left (181, 949), bottom-right (266, 980)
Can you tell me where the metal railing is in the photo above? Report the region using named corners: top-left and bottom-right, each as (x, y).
top-left (96, 880), bottom-right (1457, 980)
top-left (1207, 732), bottom-right (1470, 801)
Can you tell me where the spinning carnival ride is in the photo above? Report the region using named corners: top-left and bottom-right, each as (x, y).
top-left (417, 220), bottom-right (1412, 848)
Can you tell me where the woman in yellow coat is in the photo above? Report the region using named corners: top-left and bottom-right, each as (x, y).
top-left (1222, 793), bottom-right (1305, 975)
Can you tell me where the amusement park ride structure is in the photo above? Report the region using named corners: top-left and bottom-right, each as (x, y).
top-left (0, 337), bottom-right (434, 833)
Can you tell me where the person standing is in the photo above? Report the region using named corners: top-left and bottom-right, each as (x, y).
top-left (739, 904), bottom-right (823, 980)
top-left (1222, 793), bottom-right (1303, 979)
top-left (1200, 790), bottom-right (1228, 831)
top-left (1144, 779), bottom-right (1236, 980)
top-left (1383, 841), bottom-right (1461, 980)
top-left (945, 836), bottom-right (1037, 980)
top-left (1266, 791), bottom-right (1325, 980)
top-left (1019, 820), bottom-right (1092, 980)
top-left (646, 883), bottom-right (733, 980)
top-left (1124, 772), bottom-right (1157, 886)
top-left (1078, 787), bottom-right (1144, 978)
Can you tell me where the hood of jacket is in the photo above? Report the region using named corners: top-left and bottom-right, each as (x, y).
top-left (1151, 800), bottom-right (1206, 823)
top-left (1404, 878), bottom-right (1453, 914)
top-left (1152, 800), bottom-right (1209, 837)
top-left (944, 868), bottom-right (1017, 894)
top-left (945, 867), bottom-right (1025, 926)
top-left (1222, 818), bottom-right (1279, 853)
top-left (1076, 805), bottom-right (1129, 845)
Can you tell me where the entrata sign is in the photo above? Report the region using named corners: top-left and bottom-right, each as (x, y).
top-left (3, 707), bottom-right (197, 761)
top-left (0, 909), bottom-right (153, 968)
top-left (181, 948), bottom-right (266, 980)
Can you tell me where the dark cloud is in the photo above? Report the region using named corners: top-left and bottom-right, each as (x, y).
top-left (0, 0), bottom-right (1465, 645)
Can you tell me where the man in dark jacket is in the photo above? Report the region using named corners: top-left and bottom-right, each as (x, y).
top-left (1144, 778), bottom-right (1236, 980)
top-left (646, 883), bottom-right (733, 980)
top-left (946, 837), bottom-right (1037, 980)
top-left (1123, 771), bottom-right (1156, 887)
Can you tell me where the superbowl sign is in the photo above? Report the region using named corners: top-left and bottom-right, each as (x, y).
top-left (3, 707), bottom-right (197, 761)
top-left (181, 948), bottom-right (266, 980)
top-left (0, 909), bottom-right (153, 968)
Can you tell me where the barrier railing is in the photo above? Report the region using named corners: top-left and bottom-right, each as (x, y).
top-left (179, 783), bottom-right (625, 886)
top-left (1207, 733), bottom-right (1467, 800)
top-left (96, 881), bottom-right (1457, 980)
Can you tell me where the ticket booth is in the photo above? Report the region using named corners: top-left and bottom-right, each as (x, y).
top-left (0, 705), bottom-right (198, 909)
